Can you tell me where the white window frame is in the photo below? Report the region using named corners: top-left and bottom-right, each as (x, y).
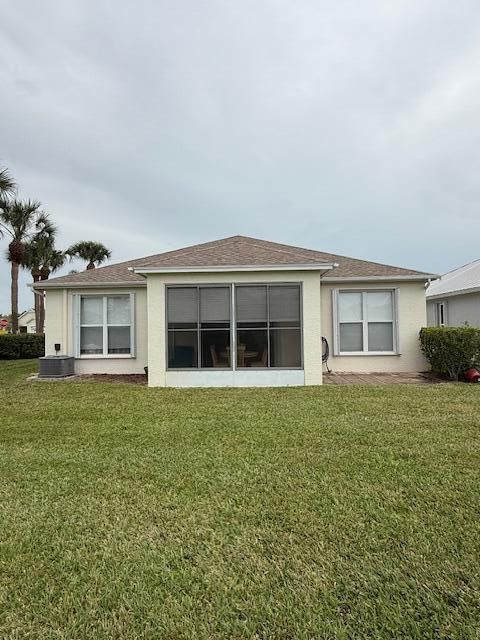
top-left (74, 293), bottom-right (135, 358)
top-left (332, 288), bottom-right (400, 356)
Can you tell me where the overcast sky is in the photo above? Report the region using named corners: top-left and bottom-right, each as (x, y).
top-left (1, 1), bottom-right (480, 313)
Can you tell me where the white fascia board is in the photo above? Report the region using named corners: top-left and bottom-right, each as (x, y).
top-left (322, 274), bottom-right (438, 283)
top-left (426, 285), bottom-right (480, 300)
top-left (130, 263), bottom-right (337, 274)
top-left (31, 281), bottom-right (147, 290)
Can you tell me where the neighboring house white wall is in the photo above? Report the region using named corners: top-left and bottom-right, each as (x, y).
top-left (427, 293), bottom-right (480, 328)
top-left (321, 281), bottom-right (428, 372)
top-left (44, 287), bottom-right (148, 374)
top-left (18, 310), bottom-right (36, 333)
top-left (146, 270), bottom-right (322, 388)
top-left (426, 300), bottom-right (438, 327)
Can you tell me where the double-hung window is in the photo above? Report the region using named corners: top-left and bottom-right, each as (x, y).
top-left (235, 284), bottom-right (302, 368)
top-left (78, 295), bottom-right (134, 356)
top-left (335, 290), bottom-right (397, 354)
top-left (167, 286), bottom-right (231, 368)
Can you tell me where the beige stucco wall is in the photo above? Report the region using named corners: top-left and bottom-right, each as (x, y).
top-left (321, 281), bottom-right (427, 372)
top-left (147, 270), bottom-right (322, 387)
top-left (43, 275), bottom-right (428, 382)
top-left (44, 287), bottom-right (148, 374)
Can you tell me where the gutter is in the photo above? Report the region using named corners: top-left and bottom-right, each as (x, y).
top-left (426, 284), bottom-right (480, 301)
top-left (31, 281), bottom-right (147, 290)
top-left (322, 274), bottom-right (439, 283)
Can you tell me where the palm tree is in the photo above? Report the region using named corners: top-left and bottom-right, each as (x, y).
top-left (0, 168), bottom-right (16, 198)
top-left (66, 241), bottom-right (111, 270)
top-left (24, 236), bottom-right (65, 332)
top-left (0, 199), bottom-right (55, 333)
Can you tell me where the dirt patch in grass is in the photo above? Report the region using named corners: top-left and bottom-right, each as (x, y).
top-left (76, 373), bottom-right (148, 385)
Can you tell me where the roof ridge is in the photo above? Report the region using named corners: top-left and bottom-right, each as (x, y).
top-left (441, 258), bottom-right (480, 279)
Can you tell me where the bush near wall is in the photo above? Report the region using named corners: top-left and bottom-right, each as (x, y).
top-left (0, 334), bottom-right (45, 360)
top-left (419, 327), bottom-right (480, 380)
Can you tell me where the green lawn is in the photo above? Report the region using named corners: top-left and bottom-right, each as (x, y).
top-left (1, 361), bottom-right (479, 639)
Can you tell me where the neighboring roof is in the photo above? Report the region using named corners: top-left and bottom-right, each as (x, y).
top-left (18, 309), bottom-right (35, 320)
top-left (36, 235), bottom-right (435, 288)
top-left (426, 259), bottom-right (480, 299)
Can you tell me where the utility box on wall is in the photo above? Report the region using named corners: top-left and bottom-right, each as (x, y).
top-left (38, 356), bottom-right (75, 378)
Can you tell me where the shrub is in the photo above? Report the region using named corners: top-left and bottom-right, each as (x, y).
top-left (0, 333), bottom-right (45, 360)
top-left (419, 327), bottom-right (480, 380)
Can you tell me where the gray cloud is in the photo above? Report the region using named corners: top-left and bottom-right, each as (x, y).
top-left (1, 0), bottom-right (480, 312)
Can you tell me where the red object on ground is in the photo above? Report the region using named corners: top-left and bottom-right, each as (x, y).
top-left (464, 368), bottom-right (480, 382)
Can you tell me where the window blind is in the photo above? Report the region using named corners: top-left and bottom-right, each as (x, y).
top-left (167, 288), bottom-right (197, 324)
top-left (235, 286), bottom-right (267, 323)
top-left (200, 287), bottom-right (230, 323)
top-left (269, 286), bottom-right (300, 324)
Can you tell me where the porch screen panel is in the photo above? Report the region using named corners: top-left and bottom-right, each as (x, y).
top-left (167, 286), bottom-right (231, 368)
top-left (269, 285), bottom-right (301, 367)
top-left (235, 284), bottom-right (302, 369)
top-left (199, 287), bottom-right (231, 367)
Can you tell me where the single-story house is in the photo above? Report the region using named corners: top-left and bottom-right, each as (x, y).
top-left (35, 235), bottom-right (436, 387)
top-left (18, 309), bottom-right (36, 334)
top-left (426, 259), bottom-right (480, 328)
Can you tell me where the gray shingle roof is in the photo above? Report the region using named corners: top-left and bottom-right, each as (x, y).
top-left (40, 235), bottom-right (433, 286)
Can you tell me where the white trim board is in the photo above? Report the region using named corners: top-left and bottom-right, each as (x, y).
top-left (132, 263), bottom-right (337, 274)
top-left (164, 369), bottom-right (305, 388)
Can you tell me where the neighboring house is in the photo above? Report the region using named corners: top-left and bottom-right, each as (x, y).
top-left (426, 259), bottom-right (480, 328)
top-left (18, 309), bottom-right (36, 334)
top-left (34, 235), bottom-right (436, 387)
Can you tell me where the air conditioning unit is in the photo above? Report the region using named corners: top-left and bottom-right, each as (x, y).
top-left (38, 356), bottom-right (75, 378)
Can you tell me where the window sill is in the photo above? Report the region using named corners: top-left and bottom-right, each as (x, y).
top-left (77, 354), bottom-right (135, 359)
top-left (335, 351), bottom-right (400, 357)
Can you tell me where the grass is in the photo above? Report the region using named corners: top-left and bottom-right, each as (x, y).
top-left (0, 361), bottom-right (479, 639)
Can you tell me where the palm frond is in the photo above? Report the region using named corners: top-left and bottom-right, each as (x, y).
top-left (0, 168), bottom-right (16, 197)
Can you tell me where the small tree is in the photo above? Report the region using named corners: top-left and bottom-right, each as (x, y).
top-left (24, 236), bottom-right (65, 332)
top-left (0, 199), bottom-right (55, 333)
top-left (66, 241), bottom-right (111, 270)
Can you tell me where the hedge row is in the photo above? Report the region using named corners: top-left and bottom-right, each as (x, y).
top-left (419, 327), bottom-right (480, 380)
top-left (0, 333), bottom-right (45, 359)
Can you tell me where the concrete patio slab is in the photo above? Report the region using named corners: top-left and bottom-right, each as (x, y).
top-left (323, 372), bottom-right (446, 385)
